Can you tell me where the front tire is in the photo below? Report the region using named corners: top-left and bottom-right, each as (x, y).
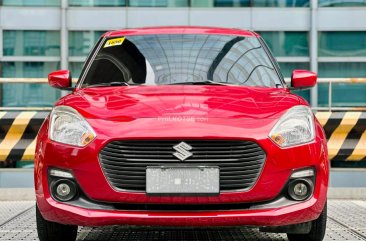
top-left (36, 204), bottom-right (78, 241)
top-left (287, 201), bottom-right (327, 241)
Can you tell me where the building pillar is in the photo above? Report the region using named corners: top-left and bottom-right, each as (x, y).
top-left (310, 0), bottom-right (318, 108)
top-left (61, 0), bottom-right (69, 95)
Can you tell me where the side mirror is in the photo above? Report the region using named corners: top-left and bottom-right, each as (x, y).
top-left (291, 70), bottom-right (317, 89)
top-left (48, 70), bottom-right (73, 90)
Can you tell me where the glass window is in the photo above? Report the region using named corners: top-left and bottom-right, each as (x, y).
top-left (3, 31), bottom-right (60, 56)
top-left (69, 31), bottom-right (104, 56)
top-left (253, 0), bottom-right (309, 6)
top-left (82, 34), bottom-right (282, 87)
top-left (128, 0), bottom-right (189, 7)
top-left (191, 0), bottom-right (214, 6)
top-left (319, 32), bottom-right (366, 57)
top-left (214, 0), bottom-right (250, 7)
top-left (0, 62), bottom-right (61, 107)
top-left (260, 32), bottom-right (309, 57)
top-left (69, 62), bottom-right (84, 78)
top-left (278, 62), bottom-right (310, 78)
top-left (318, 83), bottom-right (366, 107)
top-left (319, 0), bottom-right (366, 7)
top-left (318, 62), bottom-right (366, 107)
top-left (1, 62), bottom-right (60, 78)
top-left (2, 0), bottom-right (60, 6)
top-left (319, 62), bottom-right (366, 78)
top-left (69, 0), bottom-right (125, 6)
top-left (279, 62), bottom-right (311, 103)
top-left (191, 0), bottom-right (309, 7)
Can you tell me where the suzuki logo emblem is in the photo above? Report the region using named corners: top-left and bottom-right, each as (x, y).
top-left (173, 142), bottom-right (193, 161)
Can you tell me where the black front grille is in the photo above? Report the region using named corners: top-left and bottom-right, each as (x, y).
top-left (99, 140), bottom-right (266, 192)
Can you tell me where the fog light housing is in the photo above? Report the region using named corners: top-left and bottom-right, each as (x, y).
top-left (288, 179), bottom-right (312, 201)
top-left (52, 179), bottom-right (77, 202)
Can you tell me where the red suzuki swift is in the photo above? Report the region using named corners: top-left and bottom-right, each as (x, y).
top-left (35, 27), bottom-right (328, 241)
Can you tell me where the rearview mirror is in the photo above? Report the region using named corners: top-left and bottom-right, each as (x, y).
top-left (291, 70), bottom-right (317, 89)
top-left (48, 70), bottom-right (73, 90)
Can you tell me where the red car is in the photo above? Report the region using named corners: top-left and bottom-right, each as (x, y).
top-left (35, 27), bottom-right (328, 241)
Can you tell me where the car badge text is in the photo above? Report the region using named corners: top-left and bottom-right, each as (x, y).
top-left (173, 142), bottom-right (193, 161)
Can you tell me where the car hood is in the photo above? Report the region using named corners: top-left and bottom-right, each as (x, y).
top-left (59, 85), bottom-right (301, 120)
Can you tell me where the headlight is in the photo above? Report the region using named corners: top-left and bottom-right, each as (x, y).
top-left (50, 106), bottom-right (96, 147)
top-left (269, 105), bottom-right (315, 147)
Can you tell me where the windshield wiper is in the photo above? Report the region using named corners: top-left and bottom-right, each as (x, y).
top-left (86, 82), bottom-right (130, 88)
top-left (168, 80), bottom-right (231, 86)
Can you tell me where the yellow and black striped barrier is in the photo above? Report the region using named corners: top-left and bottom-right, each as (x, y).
top-left (0, 111), bottom-right (49, 167)
top-left (316, 112), bottom-right (366, 167)
top-left (0, 111), bottom-right (365, 168)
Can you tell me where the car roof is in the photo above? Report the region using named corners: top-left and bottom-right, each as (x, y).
top-left (103, 26), bottom-right (259, 38)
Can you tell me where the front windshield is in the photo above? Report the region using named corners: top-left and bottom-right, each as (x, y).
top-left (81, 34), bottom-right (282, 88)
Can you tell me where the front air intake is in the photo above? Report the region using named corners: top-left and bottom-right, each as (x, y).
top-left (99, 140), bottom-right (266, 192)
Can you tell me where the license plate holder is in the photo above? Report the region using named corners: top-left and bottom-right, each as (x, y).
top-left (146, 166), bottom-right (220, 196)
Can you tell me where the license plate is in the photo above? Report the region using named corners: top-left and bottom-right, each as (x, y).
top-left (146, 166), bottom-right (220, 195)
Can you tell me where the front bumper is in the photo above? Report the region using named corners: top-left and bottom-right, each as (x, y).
top-left (36, 163), bottom-right (327, 227)
top-left (37, 192), bottom-right (326, 227)
top-left (35, 117), bottom-right (328, 227)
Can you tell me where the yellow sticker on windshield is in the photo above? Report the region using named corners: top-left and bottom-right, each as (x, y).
top-left (104, 37), bottom-right (125, 48)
